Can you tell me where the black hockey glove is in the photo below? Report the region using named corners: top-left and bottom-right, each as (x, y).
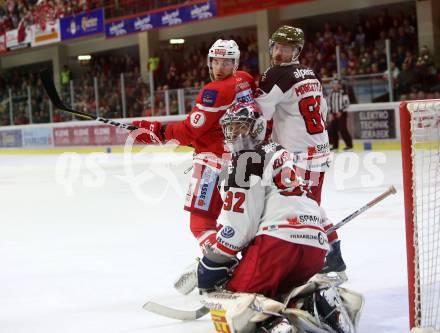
top-left (197, 246), bottom-right (238, 292)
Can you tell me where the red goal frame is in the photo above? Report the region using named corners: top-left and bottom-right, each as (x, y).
top-left (400, 99), bottom-right (440, 331)
top-left (400, 100), bottom-right (417, 329)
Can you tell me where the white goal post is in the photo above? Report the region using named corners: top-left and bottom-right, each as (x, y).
top-left (400, 99), bottom-right (440, 333)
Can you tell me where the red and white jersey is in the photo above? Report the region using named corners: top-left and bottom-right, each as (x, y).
top-left (256, 63), bottom-right (330, 171)
top-left (164, 71), bottom-right (255, 157)
top-left (212, 141), bottom-right (332, 258)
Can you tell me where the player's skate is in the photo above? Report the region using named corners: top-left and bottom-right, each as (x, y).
top-left (312, 286), bottom-right (355, 333)
top-left (173, 260), bottom-right (198, 295)
top-left (313, 240), bottom-right (347, 286)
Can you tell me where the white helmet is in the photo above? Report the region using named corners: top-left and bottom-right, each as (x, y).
top-left (207, 39), bottom-right (240, 80)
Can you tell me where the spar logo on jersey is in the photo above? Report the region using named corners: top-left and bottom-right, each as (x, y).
top-left (299, 214), bottom-right (323, 226)
top-left (316, 143), bottom-right (329, 153)
top-left (190, 111), bottom-right (206, 128)
top-left (293, 68), bottom-right (315, 79)
top-left (221, 226), bottom-right (235, 239)
top-left (201, 89), bottom-right (218, 106)
top-left (287, 217), bottom-right (300, 225)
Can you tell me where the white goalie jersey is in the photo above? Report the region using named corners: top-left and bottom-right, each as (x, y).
top-left (212, 141), bottom-right (331, 258)
top-left (256, 63), bottom-right (330, 171)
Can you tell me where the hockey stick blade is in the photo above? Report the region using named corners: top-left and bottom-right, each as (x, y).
top-left (143, 301), bottom-right (209, 321)
top-left (40, 68), bottom-right (138, 131)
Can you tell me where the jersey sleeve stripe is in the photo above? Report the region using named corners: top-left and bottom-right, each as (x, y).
top-left (214, 241), bottom-right (239, 256)
top-left (194, 155), bottom-right (225, 170)
top-left (196, 102), bottom-right (234, 113)
top-left (261, 224), bottom-right (325, 233)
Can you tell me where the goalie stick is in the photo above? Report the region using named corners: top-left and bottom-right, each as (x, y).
top-left (40, 68), bottom-right (138, 131)
top-left (326, 185), bottom-right (397, 234)
top-left (144, 186), bottom-right (397, 321)
top-left (143, 301), bottom-right (209, 320)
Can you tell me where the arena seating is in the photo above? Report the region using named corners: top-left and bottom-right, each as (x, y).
top-left (0, 5), bottom-right (438, 125)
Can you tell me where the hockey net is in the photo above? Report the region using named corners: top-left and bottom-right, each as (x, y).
top-left (400, 100), bottom-right (440, 332)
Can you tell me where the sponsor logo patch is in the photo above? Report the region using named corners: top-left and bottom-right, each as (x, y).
top-left (318, 232), bottom-right (325, 245)
top-left (236, 89), bottom-right (253, 103)
top-left (293, 68), bottom-right (315, 79)
top-left (221, 226), bottom-right (235, 238)
top-left (201, 89), bottom-right (218, 106)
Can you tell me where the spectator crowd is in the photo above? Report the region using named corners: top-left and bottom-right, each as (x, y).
top-left (0, 5), bottom-right (439, 125)
top-left (0, 0), bottom-right (193, 34)
top-left (0, 0), bottom-right (89, 34)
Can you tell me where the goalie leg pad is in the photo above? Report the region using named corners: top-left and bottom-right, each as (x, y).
top-left (201, 291), bottom-right (285, 333)
top-left (256, 316), bottom-right (296, 333)
top-left (337, 288), bottom-right (364, 327)
top-left (313, 286), bottom-right (356, 333)
top-left (281, 281), bottom-right (363, 333)
top-left (284, 308), bottom-right (331, 333)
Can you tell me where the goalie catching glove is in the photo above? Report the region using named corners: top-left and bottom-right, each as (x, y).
top-left (197, 246), bottom-right (239, 292)
top-left (131, 120), bottom-right (165, 144)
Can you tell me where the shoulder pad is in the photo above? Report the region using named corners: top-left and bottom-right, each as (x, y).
top-left (259, 65), bottom-right (293, 94)
top-left (260, 65), bottom-right (319, 94)
top-left (235, 70), bottom-right (253, 82)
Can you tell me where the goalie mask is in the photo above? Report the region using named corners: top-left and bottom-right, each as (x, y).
top-left (269, 25), bottom-right (305, 66)
top-left (207, 39), bottom-right (240, 81)
top-left (220, 102), bottom-right (266, 152)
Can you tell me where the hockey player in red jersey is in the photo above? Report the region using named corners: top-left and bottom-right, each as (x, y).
top-left (196, 103), bottom-right (361, 333)
top-left (132, 39), bottom-right (255, 293)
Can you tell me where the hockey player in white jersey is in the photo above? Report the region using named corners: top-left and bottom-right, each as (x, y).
top-left (196, 103), bottom-right (362, 333)
top-left (256, 26), bottom-right (346, 279)
top-left (256, 25), bottom-right (329, 205)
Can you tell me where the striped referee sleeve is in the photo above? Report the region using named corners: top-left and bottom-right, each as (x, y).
top-left (329, 91), bottom-right (349, 113)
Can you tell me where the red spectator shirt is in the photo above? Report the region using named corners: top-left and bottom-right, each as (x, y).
top-left (164, 71), bottom-right (255, 157)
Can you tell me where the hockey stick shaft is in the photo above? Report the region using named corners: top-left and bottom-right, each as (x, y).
top-left (326, 185), bottom-right (397, 234)
top-left (40, 68), bottom-right (138, 131)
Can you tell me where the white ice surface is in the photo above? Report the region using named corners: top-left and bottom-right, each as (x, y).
top-left (0, 150), bottom-right (409, 332)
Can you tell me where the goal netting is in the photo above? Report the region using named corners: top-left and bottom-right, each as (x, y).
top-left (400, 100), bottom-right (440, 333)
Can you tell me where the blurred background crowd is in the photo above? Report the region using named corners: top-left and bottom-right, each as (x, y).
top-left (0, 0), bottom-right (439, 125)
